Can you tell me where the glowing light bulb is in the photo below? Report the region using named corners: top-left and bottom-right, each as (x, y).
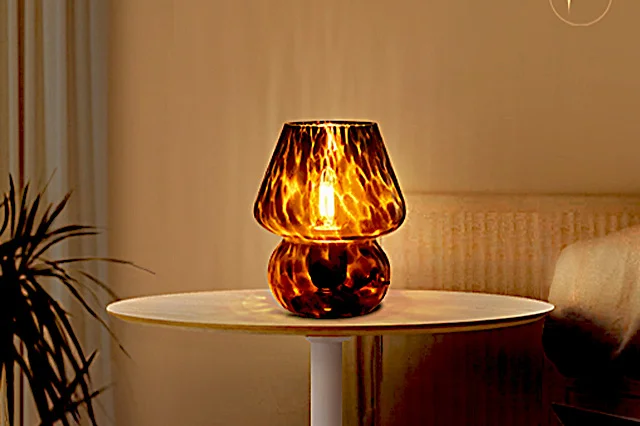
top-left (318, 168), bottom-right (337, 229)
top-left (549, 0), bottom-right (613, 27)
top-left (313, 125), bottom-right (340, 232)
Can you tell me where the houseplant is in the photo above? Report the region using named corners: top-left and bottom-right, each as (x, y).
top-left (0, 176), bottom-right (145, 425)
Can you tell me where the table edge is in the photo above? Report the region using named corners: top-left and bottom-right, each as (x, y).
top-left (107, 309), bottom-right (552, 336)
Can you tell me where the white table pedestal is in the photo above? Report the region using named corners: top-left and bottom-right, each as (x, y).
top-left (307, 337), bottom-right (351, 426)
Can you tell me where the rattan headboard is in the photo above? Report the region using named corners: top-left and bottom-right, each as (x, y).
top-left (384, 193), bottom-right (640, 299)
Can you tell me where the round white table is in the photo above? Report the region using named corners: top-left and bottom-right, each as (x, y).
top-left (107, 289), bottom-right (554, 426)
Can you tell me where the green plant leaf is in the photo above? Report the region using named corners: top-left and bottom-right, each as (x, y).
top-left (28, 229), bottom-right (100, 264)
top-left (0, 194), bottom-right (9, 236)
top-left (15, 183), bottom-right (30, 237)
top-left (8, 175), bottom-right (16, 236)
top-left (30, 263), bottom-right (129, 358)
top-left (0, 174), bottom-right (150, 425)
top-left (53, 257), bottom-right (154, 274)
top-left (74, 270), bottom-right (119, 300)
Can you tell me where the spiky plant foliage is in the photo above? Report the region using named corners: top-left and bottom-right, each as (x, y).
top-left (0, 176), bottom-right (144, 425)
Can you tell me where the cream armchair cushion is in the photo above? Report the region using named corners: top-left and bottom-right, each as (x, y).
top-left (544, 226), bottom-right (640, 379)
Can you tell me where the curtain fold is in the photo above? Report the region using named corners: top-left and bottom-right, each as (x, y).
top-left (0, 0), bottom-right (20, 184)
top-left (2, 0), bottom-right (112, 424)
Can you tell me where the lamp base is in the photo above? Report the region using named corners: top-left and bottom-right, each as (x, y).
top-left (267, 238), bottom-right (390, 318)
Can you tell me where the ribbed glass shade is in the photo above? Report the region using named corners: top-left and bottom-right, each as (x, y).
top-left (254, 121), bottom-right (405, 241)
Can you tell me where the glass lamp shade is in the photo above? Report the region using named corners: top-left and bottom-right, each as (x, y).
top-left (254, 121), bottom-right (405, 241)
top-left (254, 120), bottom-right (406, 318)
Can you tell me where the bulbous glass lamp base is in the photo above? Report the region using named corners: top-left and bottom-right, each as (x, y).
top-left (267, 238), bottom-right (391, 318)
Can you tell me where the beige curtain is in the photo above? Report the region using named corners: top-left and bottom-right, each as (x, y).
top-left (0, 0), bottom-right (20, 184)
top-left (1, 0), bottom-right (112, 425)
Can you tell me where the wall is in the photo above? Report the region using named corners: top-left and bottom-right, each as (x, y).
top-left (108, 1), bottom-right (640, 425)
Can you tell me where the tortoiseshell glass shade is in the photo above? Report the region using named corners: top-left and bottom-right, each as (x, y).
top-left (254, 121), bottom-right (405, 241)
top-left (254, 120), bottom-right (405, 318)
top-left (268, 239), bottom-right (390, 318)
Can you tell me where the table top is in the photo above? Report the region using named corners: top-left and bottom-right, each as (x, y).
top-left (106, 289), bottom-right (554, 336)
